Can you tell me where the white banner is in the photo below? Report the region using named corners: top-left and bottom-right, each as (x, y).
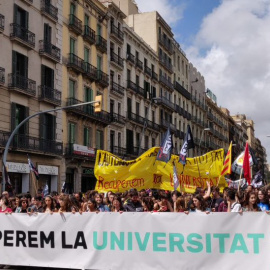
top-left (0, 213), bottom-right (269, 269)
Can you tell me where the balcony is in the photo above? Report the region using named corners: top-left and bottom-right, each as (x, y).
top-left (8, 73), bottom-right (36, 97)
top-left (22, 0), bottom-right (33, 5)
top-left (38, 85), bottom-right (61, 106)
top-left (127, 80), bottom-right (144, 97)
top-left (0, 14), bottom-right (4, 33)
top-left (159, 75), bottom-right (174, 91)
top-left (110, 24), bottom-right (124, 43)
top-left (83, 25), bottom-right (95, 45)
top-left (40, 0), bottom-right (58, 22)
top-left (160, 119), bottom-right (177, 134)
top-left (152, 71), bottom-right (158, 82)
top-left (175, 104), bottom-right (184, 116)
top-left (126, 53), bottom-right (135, 65)
top-left (191, 95), bottom-right (196, 103)
top-left (110, 113), bottom-right (125, 126)
top-left (157, 96), bottom-right (175, 112)
top-left (144, 66), bottom-right (152, 77)
top-left (127, 112), bottom-right (145, 126)
top-left (111, 146), bottom-right (126, 157)
top-left (158, 35), bottom-right (173, 55)
top-left (65, 143), bottom-right (96, 161)
top-left (207, 111), bottom-right (214, 121)
top-left (67, 53), bottom-right (85, 74)
top-left (145, 119), bottom-right (160, 131)
top-left (10, 23), bottom-right (35, 49)
top-left (111, 82), bottom-right (125, 97)
top-left (66, 97), bottom-right (111, 125)
top-left (174, 81), bottom-right (191, 100)
top-left (159, 55), bottom-right (173, 73)
top-left (39, 40), bottom-right (61, 62)
top-left (96, 70), bottom-right (109, 88)
top-left (96, 35), bottom-right (107, 53)
top-left (0, 67), bottom-right (5, 85)
top-left (0, 130), bottom-right (10, 147)
top-left (11, 134), bottom-right (62, 156)
top-left (110, 51), bottom-right (124, 69)
top-left (135, 58), bottom-right (143, 71)
top-left (83, 62), bottom-right (97, 82)
top-left (69, 14), bottom-right (82, 35)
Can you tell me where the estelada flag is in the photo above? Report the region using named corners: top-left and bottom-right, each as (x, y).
top-left (156, 128), bottom-right (173, 163)
top-left (243, 142), bottom-right (251, 185)
top-left (220, 142), bottom-right (232, 176)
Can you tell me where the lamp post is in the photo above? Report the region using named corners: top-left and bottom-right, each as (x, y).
top-left (2, 99), bottom-right (101, 192)
top-left (198, 128), bottom-right (210, 155)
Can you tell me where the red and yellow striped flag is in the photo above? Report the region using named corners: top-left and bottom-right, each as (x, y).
top-left (220, 142), bottom-right (232, 176)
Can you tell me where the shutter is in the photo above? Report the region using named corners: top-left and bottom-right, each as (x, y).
top-left (52, 115), bottom-right (56, 141)
top-left (24, 107), bottom-right (29, 135)
top-left (39, 114), bottom-right (45, 139)
top-left (12, 51), bottom-right (17, 74)
top-left (25, 10), bottom-right (29, 29)
top-left (11, 103), bottom-right (17, 131)
top-left (41, 65), bottom-right (45, 85)
top-left (24, 55), bottom-right (28, 79)
top-left (50, 68), bottom-right (54, 88)
top-left (14, 4), bottom-right (18, 24)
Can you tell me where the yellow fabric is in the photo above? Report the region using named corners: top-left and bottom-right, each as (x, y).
top-left (94, 147), bottom-right (227, 193)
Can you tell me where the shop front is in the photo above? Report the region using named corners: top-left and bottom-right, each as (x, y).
top-left (37, 165), bottom-right (59, 194)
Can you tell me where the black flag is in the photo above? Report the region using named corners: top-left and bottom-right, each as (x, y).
top-left (156, 128), bottom-right (173, 163)
top-left (179, 125), bottom-right (195, 165)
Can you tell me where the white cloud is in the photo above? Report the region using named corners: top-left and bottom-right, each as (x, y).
top-left (135, 0), bottom-right (185, 25)
top-left (187, 0), bottom-right (270, 161)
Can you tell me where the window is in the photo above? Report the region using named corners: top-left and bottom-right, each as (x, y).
top-left (84, 14), bottom-right (89, 26)
top-left (70, 3), bottom-right (76, 15)
top-left (97, 24), bottom-right (102, 36)
top-left (145, 136), bottom-right (149, 149)
top-left (97, 55), bottom-right (102, 70)
top-left (14, 4), bottom-right (28, 28)
top-left (127, 69), bottom-right (131, 81)
top-left (44, 23), bottom-right (52, 43)
top-left (70, 37), bottom-right (76, 54)
top-left (127, 43), bottom-right (131, 55)
top-left (83, 127), bottom-right (92, 147)
top-left (152, 86), bottom-right (156, 98)
top-left (152, 110), bottom-right (155, 123)
top-left (41, 65), bottom-right (54, 88)
top-left (136, 102), bottom-right (140, 115)
top-left (118, 133), bottom-right (121, 147)
top-left (12, 51), bottom-right (28, 78)
top-left (145, 107), bottom-right (148, 118)
top-left (68, 122), bottom-right (76, 144)
top-left (152, 138), bottom-right (155, 147)
top-left (136, 133), bottom-right (140, 147)
top-left (69, 79), bottom-right (76, 98)
top-left (11, 103), bottom-right (29, 135)
top-left (40, 113), bottom-right (55, 141)
top-left (96, 130), bottom-right (104, 149)
top-left (84, 47), bottom-right (90, 63)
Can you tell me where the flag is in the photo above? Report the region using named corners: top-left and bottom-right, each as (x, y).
top-left (43, 184), bottom-right (49, 197)
top-left (179, 125), bottom-right (194, 165)
top-left (220, 142), bottom-right (232, 176)
top-left (243, 142), bottom-right (251, 184)
top-left (2, 162), bottom-right (12, 190)
top-left (173, 164), bottom-right (179, 190)
top-left (28, 156), bottom-right (39, 180)
top-left (156, 128), bottom-right (173, 163)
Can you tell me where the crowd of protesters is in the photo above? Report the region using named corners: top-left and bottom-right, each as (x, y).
top-left (1, 181), bottom-right (270, 214)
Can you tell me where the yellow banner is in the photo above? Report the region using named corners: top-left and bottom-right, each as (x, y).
top-left (94, 147), bottom-right (227, 193)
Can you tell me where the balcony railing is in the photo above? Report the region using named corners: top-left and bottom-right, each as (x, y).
top-left (159, 75), bottom-right (174, 91)
top-left (39, 40), bottom-right (61, 62)
top-left (135, 58), bottom-right (143, 70)
top-left (159, 55), bottom-right (173, 73)
top-left (111, 82), bottom-right (125, 96)
top-left (110, 51), bottom-right (124, 68)
top-left (111, 146), bottom-right (126, 157)
top-left (11, 134), bottom-right (62, 155)
top-left (110, 113), bottom-right (125, 125)
top-left (66, 97), bottom-right (111, 125)
top-left (174, 81), bottom-right (191, 100)
top-left (83, 25), bottom-right (95, 45)
top-left (145, 119), bottom-right (160, 131)
top-left (160, 119), bottom-right (177, 133)
top-left (67, 53), bottom-right (85, 74)
top-left (126, 53), bottom-right (135, 64)
top-left (83, 62), bottom-right (97, 81)
top-left (127, 112), bottom-right (145, 126)
top-left (96, 70), bottom-right (109, 87)
top-left (10, 23), bottom-right (35, 48)
top-left (152, 71), bottom-right (158, 81)
top-left (0, 67), bottom-right (5, 85)
top-left (144, 66), bottom-right (152, 77)
top-left (158, 35), bottom-right (173, 54)
top-left (127, 80), bottom-right (144, 97)
top-left (69, 14), bottom-right (82, 35)
top-left (157, 96), bottom-right (175, 111)
top-left (8, 73), bottom-right (36, 96)
top-left (96, 35), bottom-right (107, 53)
top-left (0, 14), bottom-right (4, 32)
top-left (110, 24), bottom-right (124, 42)
top-left (38, 85), bottom-right (61, 106)
top-left (0, 130), bottom-right (10, 147)
top-left (41, 0), bottom-right (58, 22)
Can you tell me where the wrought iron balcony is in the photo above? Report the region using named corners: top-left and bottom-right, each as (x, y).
top-left (160, 119), bottom-right (177, 134)
top-left (65, 143), bottom-right (96, 160)
top-left (158, 35), bottom-right (173, 55)
top-left (0, 14), bottom-right (4, 32)
top-left (159, 55), bottom-right (173, 73)
top-left (207, 111), bottom-right (214, 121)
top-left (10, 23), bottom-right (35, 49)
top-left (96, 70), bottom-right (109, 88)
top-left (66, 97), bottom-right (111, 125)
top-left (39, 40), bottom-right (61, 62)
top-left (144, 66), bottom-right (152, 77)
top-left (8, 73), bottom-right (36, 97)
top-left (0, 67), bottom-right (5, 85)
top-left (110, 51), bottom-right (124, 68)
top-left (127, 112), bottom-right (145, 126)
top-left (83, 62), bottom-right (97, 81)
top-left (83, 25), bottom-right (95, 44)
top-left (69, 14), bottom-right (82, 35)
top-left (135, 58), bottom-right (143, 71)
top-left (110, 146), bottom-right (126, 157)
top-left (111, 82), bottom-right (125, 96)
top-left (110, 113), bottom-right (125, 125)
top-left (67, 53), bottom-right (85, 74)
top-left (126, 53), bottom-right (135, 64)
top-left (145, 119), bottom-right (160, 131)
top-left (127, 80), bottom-right (144, 97)
top-left (159, 75), bottom-right (174, 91)
top-left (0, 130), bottom-right (10, 147)
top-left (11, 134), bottom-right (62, 156)
top-left (157, 96), bottom-right (175, 111)
top-left (175, 104), bottom-right (184, 116)
top-left (110, 24), bottom-right (124, 42)
top-left (174, 81), bottom-right (191, 100)
top-left (38, 85), bottom-right (61, 106)
top-left (152, 71), bottom-right (158, 81)
top-left (41, 0), bottom-right (58, 22)
top-left (96, 35), bottom-right (107, 53)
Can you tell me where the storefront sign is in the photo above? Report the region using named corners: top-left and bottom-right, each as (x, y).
top-left (73, 144), bottom-right (95, 157)
top-left (38, 165), bottom-right (58, 175)
top-left (6, 162), bottom-right (30, 173)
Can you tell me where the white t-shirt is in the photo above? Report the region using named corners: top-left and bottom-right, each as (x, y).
top-left (231, 202), bottom-right (242, 212)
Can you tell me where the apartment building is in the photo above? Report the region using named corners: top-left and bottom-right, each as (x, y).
top-left (0, 0), bottom-right (63, 195)
top-left (62, 0), bottom-right (109, 193)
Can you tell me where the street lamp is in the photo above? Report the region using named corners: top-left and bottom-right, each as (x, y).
top-left (199, 128), bottom-right (210, 154)
top-left (2, 98), bottom-right (102, 192)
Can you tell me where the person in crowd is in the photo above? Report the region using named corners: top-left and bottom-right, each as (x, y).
top-left (171, 190), bottom-right (181, 212)
top-left (74, 192), bottom-right (84, 210)
top-left (210, 187), bottom-right (223, 212)
top-left (95, 193), bottom-right (110, 212)
top-left (141, 197), bottom-right (154, 212)
top-left (70, 195), bottom-right (82, 213)
top-left (246, 185), bottom-right (253, 193)
top-left (218, 188), bottom-right (228, 212)
top-left (51, 191), bottom-right (60, 209)
top-left (58, 194), bottom-right (71, 213)
top-left (2, 191), bottom-right (9, 200)
top-left (105, 192), bottom-right (115, 211)
top-left (42, 195), bottom-right (56, 213)
top-left (111, 197), bottom-right (124, 212)
top-left (191, 194), bottom-right (208, 212)
top-left (227, 188), bottom-right (242, 212)
top-left (257, 188), bottom-right (269, 211)
top-left (157, 192), bottom-right (173, 212)
top-left (15, 197), bottom-right (29, 213)
top-left (0, 196), bottom-right (12, 213)
top-left (139, 189), bottom-right (147, 198)
top-left (243, 191), bottom-right (260, 212)
top-left (175, 196), bottom-right (185, 212)
top-left (31, 196), bottom-right (43, 213)
top-left (8, 197), bottom-right (17, 212)
top-left (124, 190), bottom-right (143, 212)
top-left (84, 198), bottom-right (98, 212)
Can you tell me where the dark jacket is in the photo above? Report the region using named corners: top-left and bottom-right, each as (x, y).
top-left (124, 200), bottom-right (143, 212)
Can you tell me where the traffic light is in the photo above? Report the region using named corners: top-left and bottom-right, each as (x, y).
top-left (94, 95), bottom-right (102, 112)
